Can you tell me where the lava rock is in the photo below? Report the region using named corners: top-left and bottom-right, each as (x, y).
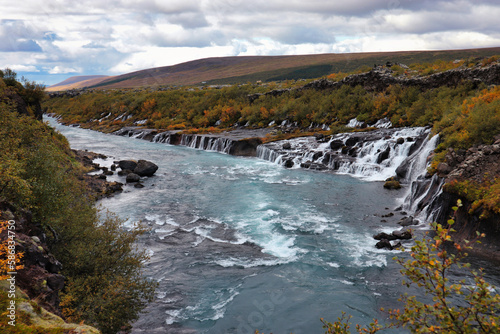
top-left (375, 239), bottom-right (393, 250)
top-left (126, 173), bottom-right (141, 183)
top-left (284, 159), bottom-right (294, 168)
top-left (118, 160), bottom-right (138, 171)
top-left (312, 151), bottom-right (323, 160)
top-left (373, 232), bottom-right (397, 241)
top-left (330, 140), bottom-right (344, 150)
top-left (392, 230), bottom-right (412, 240)
top-left (377, 146), bottom-right (391, 163)
top-left (345, 136), bottom-right (360, 147)
top-left (282, 142), bottom-right (292, 149)
top-left (398, 216), bottom-right (417, 227)
top-left (118, 169), bottom-right (133, 176)
top-left (134, 160), bottom-right (158, 177)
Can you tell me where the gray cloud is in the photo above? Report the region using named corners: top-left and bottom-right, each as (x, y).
top-left (1, 0), bottom-right (500, 85)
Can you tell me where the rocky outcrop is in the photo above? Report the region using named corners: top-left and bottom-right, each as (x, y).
top-left (300, 62), bottom-right (500, 93)
top-left (395, 133), bottom-right (500, 259)
top-left (73, 150), bottom-right (123, 199)
top-left (0, 202), bottom-right (65, 316)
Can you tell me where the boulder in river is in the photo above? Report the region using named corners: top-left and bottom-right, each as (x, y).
top-left (126, 173), bottom-right (141, 183)
top-left (134, 160), bottom-right (159, 177)
top-left (118, 160), bottom-right (137, 171)
top-left (284, 159), bottom-right (294, 168)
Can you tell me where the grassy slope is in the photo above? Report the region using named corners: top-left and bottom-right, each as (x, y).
top-left (83, 47), bottom-right (500, 89)
top-left (46, 75), bottom-right (111, 92)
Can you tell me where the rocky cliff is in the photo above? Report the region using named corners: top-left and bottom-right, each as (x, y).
top-left (247, 62), bottom-right (500, 103)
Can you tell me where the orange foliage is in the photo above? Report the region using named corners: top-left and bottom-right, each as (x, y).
top-left (141, 98), bottom-right (157, 115)
top-left (461, 86), bottom-right (500, 115)
top-left (0, 217), bottom-right (24, 280)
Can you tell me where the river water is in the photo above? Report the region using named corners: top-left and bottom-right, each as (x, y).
top-left (47, 118), bottom-right (497, 334)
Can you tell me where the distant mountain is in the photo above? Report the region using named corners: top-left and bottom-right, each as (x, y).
top-left (46, 75), bottom-right (111, 91)
top-left (49, 47), bottom-right (500, 90)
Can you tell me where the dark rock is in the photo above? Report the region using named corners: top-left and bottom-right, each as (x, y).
top-left (110, 164), bottom-right (117, 171)
top-left (345, 136), bottom-right (360, 147)
top-left (126, 173), bottom-right (141, 183)
top-left (377, 146), bottom-right (391, 163)
top-left (104, 170), bottom-right (114, 176)
top-left (282, 142), bottom-right (292, 149)
top-left (375, 239), bottom-right (393, 250)
top-left (392, 230), bottom-right (413, 240)
top-left (46, 260), bottom-right (63, 274)
top-left (312, 151), bottom-right (323, 160)
top-left (46, 274), bottom-right (65, 291)
top-left (396, 137), bottom-right (405, 145)
top-left (118, 160), bottom-right (137, 171)
top-left (373, 232), bottom-right (397, 241)
top-left (382, 212), bottom-right (394, 218)
top-left (229, 138), bottom-right (263, 156)
top-left (98, 174), bottom-right (107, 180)
top-left (133, 160), bottom-right (158, 177)
top-left (118, 169), bottom-right (133, 176)
top-left (330, 140), bottom-right (344, 150)
top-left (284, 159), bottom-right (294, 168)
top-left (134, 183), bottom-right (145, 188)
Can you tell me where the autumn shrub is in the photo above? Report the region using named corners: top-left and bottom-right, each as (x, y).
top-left (0, 218), bottom-right (24, 280)
top-left (444, 179), bottom-right (500, 218)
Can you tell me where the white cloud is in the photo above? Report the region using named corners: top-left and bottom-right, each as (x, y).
top-left (1, 0), bottom-right (499, 85)
top-left (7, 64), bottom-right (40, 72)
top-left (48, 66), bottom-right (81, 74)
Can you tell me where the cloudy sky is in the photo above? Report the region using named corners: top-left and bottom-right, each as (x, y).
top-left (1, 0), bottom-right (500, 85)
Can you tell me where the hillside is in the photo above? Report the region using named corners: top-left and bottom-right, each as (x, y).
top-left (49, 47), bottom-right (500, 90)
top-left (46, 75), bottom-right (110, 91)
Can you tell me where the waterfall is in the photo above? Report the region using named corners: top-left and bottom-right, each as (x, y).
top-left (256, 145), bottom-right (283, 163)
top-left (398, 133), bottom-right (444, 222)
top-left (256, 126), bottom-right (441, 222)
top-left (179, 134), bottom-right (235, 154)
top-left (256, 127), bottom-right (432, 181)
top-left (152, 132), bottom-right (172, 144)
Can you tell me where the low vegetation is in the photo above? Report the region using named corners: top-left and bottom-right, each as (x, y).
top-left (0, 72), bottom-right (156, 334)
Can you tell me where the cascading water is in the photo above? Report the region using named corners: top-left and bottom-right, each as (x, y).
top-left (256, 127), bottom-right (432, 181)
top-left (182, 134), bottom-right (234, 154)
top-left (255, 127), bottom-right (444, 223)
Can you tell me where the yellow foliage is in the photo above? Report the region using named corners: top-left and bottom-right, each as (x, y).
top-left (0, 217), bottom-right (24, 280)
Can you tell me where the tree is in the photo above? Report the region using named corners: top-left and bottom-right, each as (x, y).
top-left (323, 201), bottom-right (500, 333)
